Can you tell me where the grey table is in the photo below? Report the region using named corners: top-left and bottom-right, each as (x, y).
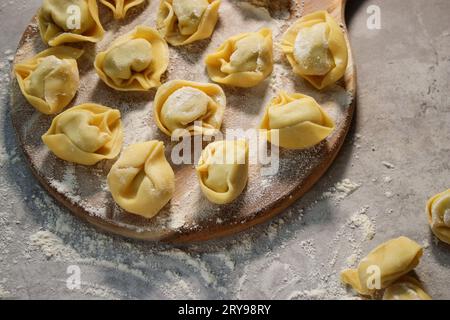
top-left (0, 0), bottom-right (449, 299)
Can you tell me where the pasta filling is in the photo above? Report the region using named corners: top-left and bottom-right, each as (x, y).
top-left (40, 0), bottom-right (96, 34)
top-left (103, 39), bottom-right (153, 82)
top-left (293, 23), bottom-right (335, 76)
top-left (160, 87), bottom-right (209, 132)
top-left (172, 0), bottom-right (209, 36)
top-left (222, 33), bottom-right (264, 73)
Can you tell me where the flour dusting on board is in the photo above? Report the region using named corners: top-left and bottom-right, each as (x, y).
top-left (11, 0), bottom-right (354, 237)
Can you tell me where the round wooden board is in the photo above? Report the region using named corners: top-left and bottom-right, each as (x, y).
top-left (10, 0), bottom-right (356, 242)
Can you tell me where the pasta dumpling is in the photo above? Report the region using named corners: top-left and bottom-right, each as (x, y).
top-left (14, 46), bottom-right (83, 115)
top-left (42, 103), bottom-right (123, 165)
top-left (196, 140), bottom-right (249, 204)
top-left (107, 141), bottom-right (175, 219)
top-left (259, 91), bottom-right (335, 149)
top-left (427, 189), bottom-right (450, 244)
top-left (100, 0), bottom-right (146, 19)
top-left (281, 11), bottom-right (348, 89)
top-left (95, 26), bottom-right (169, 91)
top-left (154, 80), bottom-right (226, 137)
top-left (38, 0), bottom-right (104, 46)
top-left (340, 236), bottom-right (423, 296)
top-left (205, 28), bottom-right (273, 88)
top-left (382, 276), bottom-right (432, 300)
top-left (157, 0), bottom-right (221, 46)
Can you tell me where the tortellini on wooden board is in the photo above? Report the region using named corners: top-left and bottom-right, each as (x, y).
top-left (157, 0), bottom-right (221, 46)
top-left (42, 103), bottom-right (123, 165)
top-left (95, 26), bottom-right (169, 91)
top-left (154, 80), bottom-right (226, 137)
top-left (259, 91), bottom-right (335, 149)
top-left (427, 189), bottom-right (450, 244)
top-left (196, 140), bottom-right (249, 205)
top-left (100, 0), bottom-right (146, 19)
top-left (340, 236), bottom-right (423, 296)
top-left (107, 141), bottom-right (175, 219)
top-left (382, 276), bottom-right (432, 300)
top-left (14, 47), bottom-right (83, 115)
top-left (205, 28), bottom-right (273, 88)
top-left (38, 0), bottom-right (104, 46)
top-left (281, 11), bottom-right (348, 90)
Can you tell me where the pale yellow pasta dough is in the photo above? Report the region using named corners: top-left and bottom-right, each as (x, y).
top-left (95, 26), bottom-right (169, 91)
top-left (427, 189), bottom-right (450, 244)
top-left (382, 276), bottom-right (432, 300)
top-left (14, 46), bottom-right (83, 115)
top-left (107, 141), bottom-right (175, 219)
top-left (38, 0), bottom-right (104, 46)
top-left (42, 104), bottom-right (123, 165)
top-left (157, 0), bottom-right (221, 46)
top-left (196, 140), bottom-right (249, 205)
top-left (100, 0), bottom-right (146, 19)
top-left (341, 236), bottom-right (423, 296)
top-left (281, 11), bottom-right (348, 89)
top-left (259, 91), bottom-right (335, 149)
top-left (205, 28), bottom-right (273, 88)
top-left (154, 80), bottom-right (226, 137)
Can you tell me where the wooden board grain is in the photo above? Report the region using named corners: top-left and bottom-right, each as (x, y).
top-left (10, 0), bottom-right (356, 242)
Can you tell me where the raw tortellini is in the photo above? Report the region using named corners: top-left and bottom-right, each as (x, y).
top-left (14, 46), bottom-right (83, 115)
top-left (38, 0), bottom-right (104, 46)
top-left (259, 91), bottom-right (335, 149)
top-left (427, 189), bottom-right (450, 244)
top-left (107, 141), bottom-right (175, 219)
top-left (382, 276), bottom-right (432, 300)
top-left (100, 0), bottom-right (146, 19)
top-left (157, 0), bottom-right (221, 46)
top-left (340, 236), bottom-right (423, 296)
top-left (154, 80), bottom-right (226, 137)
top-left (281, 11), bottom-right (348, 90)
top-left (205, 28), bottom-right (273, 88)
top-left (95, 26), bottom-right (169, 91)
top-left (42, 103), bottom-right (123, 165)
top-left (196, 140), bottom-right (249, 205)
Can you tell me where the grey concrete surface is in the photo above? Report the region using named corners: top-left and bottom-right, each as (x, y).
top-left (0, 0), bottom-right (449, 299)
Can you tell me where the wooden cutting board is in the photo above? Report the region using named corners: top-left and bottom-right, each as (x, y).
top-left (10, 0), bottom-right (356, 242)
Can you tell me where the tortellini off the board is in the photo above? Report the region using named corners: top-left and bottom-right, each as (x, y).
top-left (205, 28), bottom-right (273, 88)
top-left (107, 141), bottom-right (175, 219)
top-left (100, 0), bottom-right (146, 19)
top-left (281, 11), bottom-right (348, 90)
top-left (42, 104), bottom-right (123, 165)
top-left (14, 47), bottom-right (83, 115)
top-left (196, 140), bottom-right (249, 205)
top-left (38, 0), bottom-right (105, 46)
top-left (259, 91), bottom-right (335, 149)
top-left (95, 26), bottom-right (169, 91)
top-left (340, 236), bottom-right (423, 296)
top-left (157, 0), bottom-right (221, 46)
top-left (154, 80), bottom-right (226, 137)
top-left (382, 276), bottom-right (432, 300)
top-left (427, 189), bottom-right (450, 244)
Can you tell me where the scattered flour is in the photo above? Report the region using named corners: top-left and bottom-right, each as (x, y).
top-left (348, 206), bottom-right (376, 241)
top-left (322, 178), bottom-right (361, 202)
top-left (299, 239), bottom-right (316, 259)
top-left (0, 284), bottom-right (11, 298)
top-left (29, 231), bottom-right (80, 260)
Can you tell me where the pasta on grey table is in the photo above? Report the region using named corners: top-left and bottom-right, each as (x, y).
top-left (0, 0), bottom-right (449, 299)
